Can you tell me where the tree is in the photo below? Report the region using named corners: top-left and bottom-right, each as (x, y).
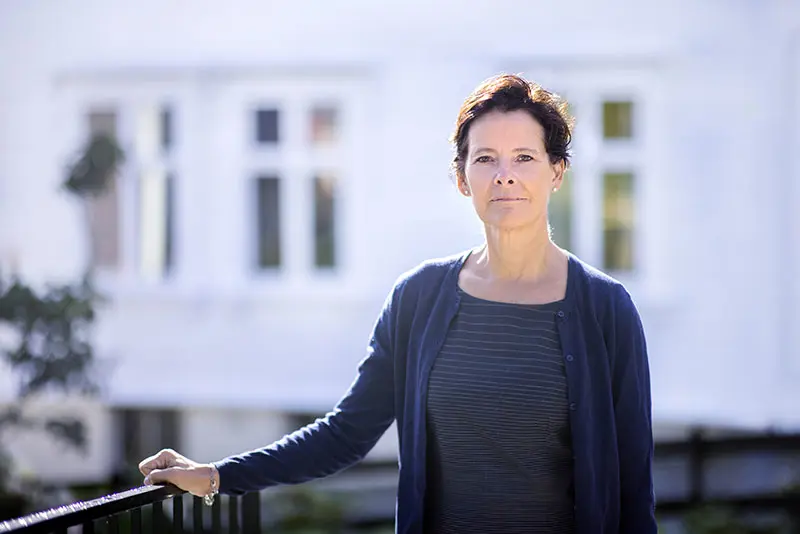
top-left (0, 132), bottom-right (123, 505)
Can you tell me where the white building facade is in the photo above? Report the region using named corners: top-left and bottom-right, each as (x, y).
top-left (0, 0), bottom-right (799, 491)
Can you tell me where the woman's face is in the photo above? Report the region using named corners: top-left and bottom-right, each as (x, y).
top-left (459, 110), bottom-right (564, 231)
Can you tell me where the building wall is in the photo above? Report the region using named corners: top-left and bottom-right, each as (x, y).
top-left (1, 0), bottom-right (799, 484)
top-left (0, 398), bottom-right (114, 484)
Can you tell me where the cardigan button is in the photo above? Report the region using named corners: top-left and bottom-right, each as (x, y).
top-left (557, 311), bottom-right (565, 319)
top-left (566, 354), bottom-right (574, 362)
top-left (569, 402), bottom-right (577, 411)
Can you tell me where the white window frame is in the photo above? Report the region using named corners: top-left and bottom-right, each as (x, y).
top-left (58, 71), bottom-right (370, 301)
top-left (217, 76), bottom-right (369, 300)
top-left (59, 78), bottom-right (191, 294)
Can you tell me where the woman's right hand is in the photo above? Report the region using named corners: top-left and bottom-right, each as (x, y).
top-left (138, 448), bottom-right (219, 497)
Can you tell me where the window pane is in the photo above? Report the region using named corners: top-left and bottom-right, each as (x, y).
top-left (88, 110), bottom-right (117, 137)
top-left (313, 174), bottom-right (336, 268)
top-left (310, 106), bottom-right (338, 146)
top-left (603, 172), bottom-right (635, 271)
top-left (256, 176), bottom-right (281, 268)
top-left (255, 109), bottom-right (280, 144)
top-left (603, 101), bottom-right (633, 139)
top-left (87, 110), bottom-right (120, 269)
top-left (134, 104), bottom-right (175, 279)
top-left (138, 170), bottom-right (174, 279)
top-left (161, 106), bottom-right (173, 151)
top-left (164, 175), bottom-right (175, 272)
top-left (548, 170), bottom-right (573, 250)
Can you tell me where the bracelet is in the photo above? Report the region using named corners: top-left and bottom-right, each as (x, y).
top-left (203, 465), bottom-right (219, 506)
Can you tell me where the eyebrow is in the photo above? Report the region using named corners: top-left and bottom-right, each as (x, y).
top-left (472, 147), bottom-right (541, 154)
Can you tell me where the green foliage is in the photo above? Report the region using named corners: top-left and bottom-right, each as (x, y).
top-left (683, 506), bottom-right (794, 534)
top-left (0, 274), bottom-right (102, 487)
top-left (0, 275), bottom-right (99, 400)
top-left (0, 129), bottom-right (122, 498)
top-left (63, 134), bottom-right (124, 197)
top-left (266, 487), bottom-right (346, 533)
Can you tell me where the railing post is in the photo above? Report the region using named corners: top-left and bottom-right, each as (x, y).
top-left (228, 495), bottom-right (239, 534)
top-left (242, 491), bottom-right (261, 534)
top-left (107, 513), bottom-right (120, 534)
top-left (688, 428), bottom-right (705, 504)
top-left (173, 494), bottom-right (183, 533)
top-left (107, 514), bottom-right (119, 534)
top-left (212, 497), bottom-right (221, 533)
top-left (153, 500), bottom-right (164, 533)
top-left (192, 496), bottom-right (203, 533)
top-left (131, 507), bottom-right (143, 534)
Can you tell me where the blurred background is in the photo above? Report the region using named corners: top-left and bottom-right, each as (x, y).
top-left (1, 0), bottom-right (799, 532)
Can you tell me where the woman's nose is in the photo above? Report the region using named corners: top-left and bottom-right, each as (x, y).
top-left (494, 167), bottom-right (515, 185)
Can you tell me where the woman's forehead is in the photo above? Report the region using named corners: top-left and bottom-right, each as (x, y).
top-left (468, 111), bottom-right (546, 150)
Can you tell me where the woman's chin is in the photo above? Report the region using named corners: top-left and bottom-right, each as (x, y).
top-left (482, 215), bottom-right (540, 233)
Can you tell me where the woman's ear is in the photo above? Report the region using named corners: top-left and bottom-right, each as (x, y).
top-left (457, 173), bottom-right (471, 197)
top-left (551, 160), bottom-right (566, 192)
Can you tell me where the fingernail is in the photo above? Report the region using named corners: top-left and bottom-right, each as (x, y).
top-left (144, 476), bottom-right (151, 486)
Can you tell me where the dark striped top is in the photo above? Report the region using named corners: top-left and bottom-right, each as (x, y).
top-left (423, 289), bottom-right (576, 534)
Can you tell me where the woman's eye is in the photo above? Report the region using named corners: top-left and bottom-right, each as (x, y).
top-left (475, 155), bottom-right (493, 163)
top-left (517, 154), bottom-right (534, 162)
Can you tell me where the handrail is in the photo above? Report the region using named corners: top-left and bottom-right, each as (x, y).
top-left (0, 484), bottom-right (186, 533)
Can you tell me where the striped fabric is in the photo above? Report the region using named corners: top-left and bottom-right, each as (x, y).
top-left (424, 290), bottom-right (576, 534)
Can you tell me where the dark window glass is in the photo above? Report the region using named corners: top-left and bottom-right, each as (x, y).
top-left (256, 176), bottom-right (281, 267)
top-left (313, 174), bottom-right (336, 268)
top-left (255, 109), bottom-right (280, 144)
top-left (603, 171), bottom-right (635, 271)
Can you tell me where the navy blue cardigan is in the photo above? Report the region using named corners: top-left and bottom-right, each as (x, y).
top-left (215, 250), bottom-right (657, 533)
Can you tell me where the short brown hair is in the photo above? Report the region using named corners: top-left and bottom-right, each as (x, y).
top-left (450, 74), bottom-right (575, 179)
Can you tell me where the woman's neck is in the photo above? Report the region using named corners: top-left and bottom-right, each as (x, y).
top-left (477, 224), bottom-right (559, 282)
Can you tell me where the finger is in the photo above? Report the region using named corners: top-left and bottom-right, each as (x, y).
top-left (139, 453), bottom-right (160, 477)
top-left (144, 467), bottom-right (181, 487)
top-left (139, 449), bottom-right (177, 476)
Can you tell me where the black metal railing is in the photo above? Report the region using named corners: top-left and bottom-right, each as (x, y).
top-left (0, 484), bottom-right (262, 534)
top-left (3, 432), bottom-right (800, 533)
top-left (653, 431), bottom-right (800, 523)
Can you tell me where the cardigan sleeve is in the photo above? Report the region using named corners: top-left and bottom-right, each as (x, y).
top-left (611, 287), bottom-right (658, 533)
top-left (213, 282), bottom-right (402, 495)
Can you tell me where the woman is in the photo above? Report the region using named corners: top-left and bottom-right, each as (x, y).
top-left (140, 74), bottom-right (657, 534)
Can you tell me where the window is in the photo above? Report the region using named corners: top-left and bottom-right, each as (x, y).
top-left (88, 111), bottom-right (117, 138)
top-left (313, 173), bottom-right (336, 268)
top-left (603, 101), bottom-right (634, 139)
top-left (252, 105), bottom-right (283, 270)
top-left (310, 106), bottom-right (338, 146)
top-left (309, 106), bottom-right (340, 269)
top-left (600, 98), bottom-right (636, 272)
top-left (242, 82), bottom-right (361, 283)
top-left (549, 170), bottom-right (573, 250)
top-left (251, 101), bottom-right (345, 274)
top-left (135, 104), bottom-right (175, 280)
top-left (160, 107), bottom-right (173, 150)
top-left (256, 176), bottom-right (281, 268)
top-left (137, 172), bottom-right (174, 277)
top-left (83, 102), bottom-right (176, 281)
top-left (86, 110), bottom-right (121, 270)
top-left (603, 172), bottom-right (635, 271)
top-left (255, 109), bottom-right (280, 144)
